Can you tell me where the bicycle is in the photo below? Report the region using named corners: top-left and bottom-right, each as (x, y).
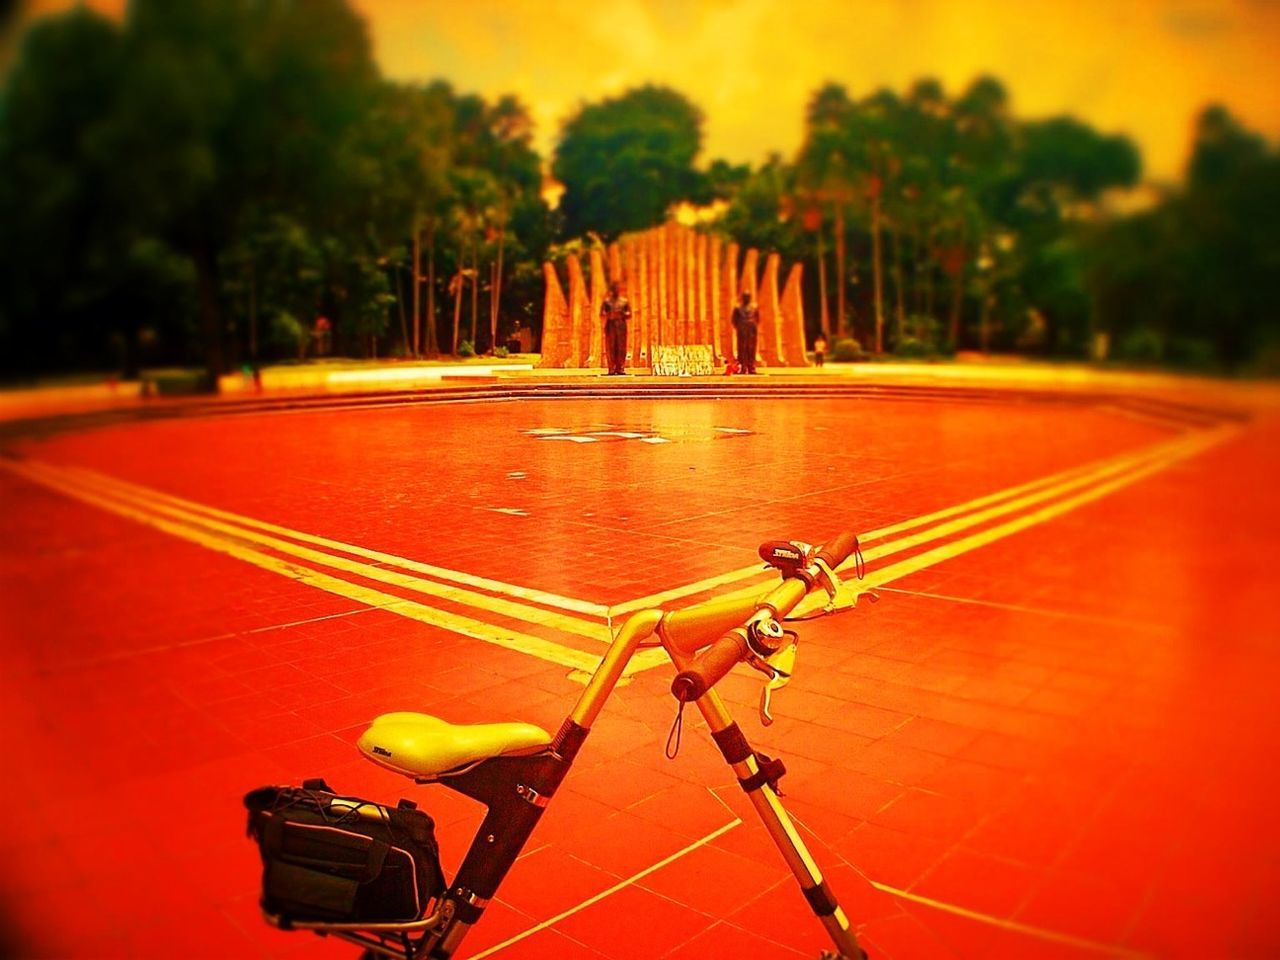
top-left (246, 532), bottom-right (870, 959)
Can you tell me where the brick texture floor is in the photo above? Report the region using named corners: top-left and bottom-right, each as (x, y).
top-left (1, 394), bottom-right (1276, 958)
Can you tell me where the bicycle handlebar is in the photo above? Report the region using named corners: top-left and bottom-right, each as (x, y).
top-left (669, 629), bottom-right (748, 702)
top-left (814, 529), bottom-right (859, 573)
top-left (670, 531), bottom-right (859, 702)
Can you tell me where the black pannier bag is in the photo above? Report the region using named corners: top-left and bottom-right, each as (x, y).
top-left (245, 778), bottom-right (446, 923)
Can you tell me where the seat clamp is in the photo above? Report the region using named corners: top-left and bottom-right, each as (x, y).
top-left (454, 887), bottom-right (489, 909)
top-left (516, 784), bottom-right (549, 808)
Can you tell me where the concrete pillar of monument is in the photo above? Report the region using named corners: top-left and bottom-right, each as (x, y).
top-left (538, 261), bottom-right (570, 368)
top-left (740, 248), bottom-right (760, 361)
top-left (608, 243), bottom-right (622, 285)
top-left (709, 235), bottom-right (722, 359)
top-left (691, 228), bottom-right (701, 345)
top-left (740, 248), bottom-right (759, 298)
top-left (645, 235), bottom-right (655, 360)
top-left (621, 237), bottom-right (635, 360)
top-left (676, 226), bottom-right (687, 344)
top-left (651, 225), bottom-right (663, 351)
top-left (589, 247), bottom-right (606, 369)
top-left (757, 252), bottom-right (783, 366)
top-left (724, 241), bottom-right (740, 358)
top-left (628, 240), bottom-right (641, 363)
top-left (567, 253), bottom-right (587, 368)
top-left (686, 230), bottom-right (694, 341)
top-left (632, 232), bottom-right (644, 357)
top-left (671, 223), bottom-right (685, 342)
top-left (657, 225), bottom-right (670, 348)
top-left (623, 238), bottom-right (644, 364)
top-left (653, 229), bottom-right (662, 352)
top-left (645, 227), bottom-right (655, 350)
top-left (671, 225), bottom-right (682, 343)
top-left (684, 224), bottom-right (695, 342)
top-left (669, 223), bottom-right (679, 342)
top-left (694, 231), bottom-right (708, 345)
top-left (780, 262), bottom-right (809, 366)
top-left (638, 239), bottom-right (652, 361)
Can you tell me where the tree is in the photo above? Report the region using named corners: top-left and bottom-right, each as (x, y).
top-left (850, 89), bottom-right (903, 353)
top-left (797, 84), bottom-right (857, 339)
top-left (1091, 105), bottom-right (1279, 371)
top-left (722, 155), bottom-right (804, 261)
top-left (0, 8), bottom-right (134, 374)
top-left (553, 85), bottom-right (706, 240)
top-left (1010, 117), bottom-right (1139, 353)
top-left (101, 0), bottom-right (383, 375)
top-left (360, 81), bottom-right (454, 357)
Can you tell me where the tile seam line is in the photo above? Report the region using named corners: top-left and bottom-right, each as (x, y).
top-left (874, 585), bottom-right (1176, 635)
top-left (23, 430), bottom-right (1154, 630)
top-left (608, 431), bottom-right (1192, 615)
top-left (856, 429), bottom-right (1230, 597)
top-left (870, 882), bottom-right (1152, 958)
top-left (47, 460), bottom-right (610, 618)
top-left (609, 428), bottom-right (1216, 618)
top-left (450, 805), bottom-right (1147, 960)
top-left (26, 461), bottom-right (610, 644)
top-left (466, 818), bottom-right (743, 959)
top-left (782, 806), bottom-right (1156, 959)
top-left (620, 427), bottom-right (1232, 676)
top-left (3, 460), bottom-right (607, 675)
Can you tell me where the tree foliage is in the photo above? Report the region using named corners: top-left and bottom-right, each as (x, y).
top-left (0, 1), bottom-right (552, 378)
top-left (1091, 105), bottom-right (1280, 371)
top-left (1, 3), bottom-right (1275, 379)
top-left (553, 85), bottom-right (707, 240)
top-left (719, 74), bottom-right (1153, 358)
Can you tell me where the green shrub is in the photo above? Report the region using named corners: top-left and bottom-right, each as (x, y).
top-left (829, 337), bottom-right (864, 362)
top-left (1115, 327), bottom-right (1164, 364)
top-left (493, 345), bottom-right (509, 359)
top-left (458, 339), bottom-right (476, 358)
top-left (894, 337), bottom-right (933, 359)
top-left (1165, 337), bottom-right (1216, 372)
top-left (143, 370), bottom-right (215, 396)
top-left (900, 314), bottom-right (950, 355)
top-left (268, 310), bottom-right (309, 360)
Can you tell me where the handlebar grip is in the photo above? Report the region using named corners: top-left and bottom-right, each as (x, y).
top-left (670, 629), bottom-right (749, 702)
top-left (815, 530), bottom-right (859, 570)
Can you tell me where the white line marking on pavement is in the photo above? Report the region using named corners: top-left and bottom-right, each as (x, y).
top-left (467, 819), bottom-right (743, 958)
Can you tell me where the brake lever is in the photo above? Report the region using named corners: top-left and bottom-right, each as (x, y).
top-left (812, 557), bottom-right (844, 611)
top-left (756, 641), bottom-right (797, 726)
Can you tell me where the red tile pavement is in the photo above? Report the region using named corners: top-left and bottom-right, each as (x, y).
top-left (858, 912), bottom-right (962, 960)
top-left (0, 394), bottom-right (1277, 958)
top-left (549, 884), bottom-right (719, 960)
top-left (661, 919), bottom-right (811, 959)
top-left (14, 398), bottom-right (1173, 604)
top-left (910, 847), bottom-right (1046, 919)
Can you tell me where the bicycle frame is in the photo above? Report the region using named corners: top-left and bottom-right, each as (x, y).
top-left (268, 580), bottom-right (865, 960)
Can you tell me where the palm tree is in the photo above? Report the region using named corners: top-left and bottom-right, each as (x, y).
top-left (849, 90), bottom-right (904, 353)
top-left (797, 85), bottom-right (859, 340)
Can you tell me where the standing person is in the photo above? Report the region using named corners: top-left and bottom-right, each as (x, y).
top-left (731, 291), bottom-right (759, 374)
top-left (601, 281), bottom-right (631, 375)
top-left (813, 333), bottom-right (827, 368)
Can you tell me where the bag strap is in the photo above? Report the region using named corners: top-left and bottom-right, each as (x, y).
top-left (260, 811), bottom-right (286, 858)
top-left (261, 813), bottom-right (391, 883)
top-left (362, 839), bottom-right (389, 882)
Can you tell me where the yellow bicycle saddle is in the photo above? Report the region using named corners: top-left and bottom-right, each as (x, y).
top-left (357, 712), bottom-right (552, 780)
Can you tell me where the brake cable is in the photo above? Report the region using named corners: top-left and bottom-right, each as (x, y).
top-left (665, 700), bottom-right (685, 759)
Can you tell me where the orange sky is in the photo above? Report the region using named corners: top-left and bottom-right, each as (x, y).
top-left (14, 0), bottom-right (1280, 183)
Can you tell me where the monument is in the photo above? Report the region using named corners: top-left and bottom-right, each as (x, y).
top-left (539, 222), bottom-right (808, 371)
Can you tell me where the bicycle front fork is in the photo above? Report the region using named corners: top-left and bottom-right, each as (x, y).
top-left (694, 687), bottom-right (867, 960)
